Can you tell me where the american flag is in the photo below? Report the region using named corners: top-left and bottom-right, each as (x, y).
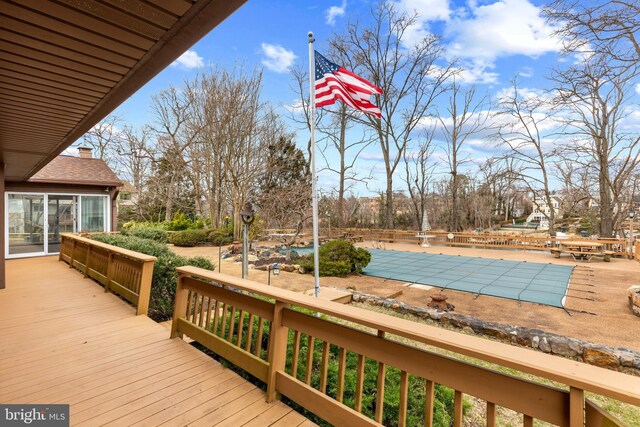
top-left (314, 51), bottom-right (383, 118)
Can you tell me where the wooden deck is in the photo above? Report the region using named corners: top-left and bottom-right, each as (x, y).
top-left (0, 256), bottom-right (313, 427)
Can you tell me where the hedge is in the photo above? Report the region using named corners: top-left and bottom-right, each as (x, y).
top-left (294, 239), bottom-right (371, 277)
top-left (91, 234), bottom-right (214, 321)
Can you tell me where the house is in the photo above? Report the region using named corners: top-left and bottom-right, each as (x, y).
top-left (0, 0), bottom-right (246, 287)
top-left (118, 181), bottom-right (139, 210)
top-left (5, 148), bottom-right (121, 257)
top-left (526, 194), bottom-right (563, 227)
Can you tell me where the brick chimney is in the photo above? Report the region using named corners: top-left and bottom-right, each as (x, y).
top-left (78, 147), bottom-right (93, 159)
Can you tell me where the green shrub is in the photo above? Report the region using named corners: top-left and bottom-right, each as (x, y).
top-left (91, 233), bottom-right (214, 321)
top-left (208, 228), bottom-right (233, 246)
top-left (166, 212), bottom-right (205, 231)
top-left (294, 239), bottom-right (371, 277)
top-left (169, 229), bottom-right (210, 247)
top-left (121, 226), bottom-right (169, 243)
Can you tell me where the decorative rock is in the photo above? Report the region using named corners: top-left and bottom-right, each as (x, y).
top-left (549, 337), bottom-right (582, 358)
top-left (282, 264), bottom-right (297, 272)
top-left (629, 286), bottom-right (640, 317)
top-left (538, 337), bottom-right (551, 353)
top-left (617, 351), bottom-right (636, 367)
top-left (461, 326), bottom-right (474, 335)
top-left (583, 347), bottom-right (619, 369)
top-left (532, 336), bottom-right (540, 349)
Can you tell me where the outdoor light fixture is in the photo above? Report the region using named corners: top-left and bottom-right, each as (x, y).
top-left (224, 215), bottom-right (230, 228)
top-left (240, 202), bottom-right (255, 279)
top-left (240, 202), bottom-right (255, 225)
top-left (268, 263), bottom-right (280, 286)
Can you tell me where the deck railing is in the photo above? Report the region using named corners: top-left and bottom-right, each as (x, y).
top-left (59, 233), bottom-right (156, 315)
top-left (172, 266), bottom-right (637, 427)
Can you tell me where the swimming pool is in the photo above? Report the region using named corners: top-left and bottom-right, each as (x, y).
top-left (363, 249), bottom-right (573, 307)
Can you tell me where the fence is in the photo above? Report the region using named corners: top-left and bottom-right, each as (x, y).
top-left (270, 228), bottom-right (629, 258)
top-left (171, 266), bottom-right (637, 427)
top-left (59, 233), bottom-right (156, 315)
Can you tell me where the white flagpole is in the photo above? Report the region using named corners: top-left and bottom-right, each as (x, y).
top-left (308, 32), bottom-right (320, 298)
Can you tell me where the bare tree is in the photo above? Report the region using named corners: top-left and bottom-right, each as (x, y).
top-left (551, 58), bottom-right (640, 236)
top-left (332, 1), bottom-right (453, 229)
top-left (403, 129), bottom-right (436, 229)
top-left (151, 86), bottom-right (200, 221)
top-left (438, 80), bottom-right (489, 231)
top-left (548, 0), bottom-right (640, 236)
top-left (82, 115), bottom-right (121, 164)
top-left (494, 81), bottom-right (560, 233)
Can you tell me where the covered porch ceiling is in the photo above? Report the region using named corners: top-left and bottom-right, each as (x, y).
top-left (0, 0), bottom-right (246, 181)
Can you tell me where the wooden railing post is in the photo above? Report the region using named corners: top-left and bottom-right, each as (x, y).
top-left (136, 259), bottom-right (154, 316)
top-left (170, 273), bottom-right (189, 339)
top-left (570, 387), bottom-right (585, 427)
top-left (266, 301), bottom-right (289, 402)
top-left (69, 240), bottom-right (77, 268)
top-left (104, 252), bottom-right (114, 293)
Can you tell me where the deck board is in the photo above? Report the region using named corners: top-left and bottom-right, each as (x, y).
top-left (1, 256), bottom-right (313, 426)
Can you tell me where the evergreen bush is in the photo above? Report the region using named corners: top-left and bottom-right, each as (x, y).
top-left (121, 226), bottom-right (169, 243)
top-left (208, 228), bottom-right (233, 246)
top-left (169, 229), bottom-right (210, 247)
top-left (294, 239), bottom-right (371, 277)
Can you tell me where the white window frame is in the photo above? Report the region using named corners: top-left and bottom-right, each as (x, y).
top-left (5, 191), bottom-right (110, 259)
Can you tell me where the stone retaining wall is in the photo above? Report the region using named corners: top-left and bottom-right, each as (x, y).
top-left (349, 291), bottom-right (640, 373)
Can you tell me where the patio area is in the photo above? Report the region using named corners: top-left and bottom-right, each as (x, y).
top-left (0, 256), bottom-right (311, 427)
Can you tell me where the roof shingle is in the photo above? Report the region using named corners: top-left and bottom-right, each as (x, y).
top-left (29, 155), bottom-right (122, 187)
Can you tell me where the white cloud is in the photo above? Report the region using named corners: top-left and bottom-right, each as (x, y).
top-left (519, 66), bottom-right (534, 78)
top-left (260, 43), bottom-right (297, 73)
top-left (444, 0), bottom-right (561, 81)
top-left (326, 1), bottom-right (346, 26)
top-left (635, 83), bottom-right (640, 95)
top-left (171, 50), bottom-right (204, 70)
top-left (394, 0), bottom-right (451, 46)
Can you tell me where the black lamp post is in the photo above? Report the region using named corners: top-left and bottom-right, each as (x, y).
top-left (224, 215), bottom-right (230, 229)
top-left (268, 263), bottom-right (280, 286)
top-left (240, 202), bottom-right (255, 279)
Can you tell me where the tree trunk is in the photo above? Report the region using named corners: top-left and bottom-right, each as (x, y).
top-left (385, 171), bottom-right (394, 229)
top-left (450, 173), bottom-right (459, 232)
top-left (164, 173), bottom-right (176, 222)
top-left (599, 165), bottom-right (613, 237)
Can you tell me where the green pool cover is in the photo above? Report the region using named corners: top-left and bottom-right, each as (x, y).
top-left (362, 249), bottom-right (574, 307)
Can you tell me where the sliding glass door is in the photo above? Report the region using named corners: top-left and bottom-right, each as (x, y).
top-left (48, 195), bottom-right (77, 253)
top-left (6, 193), bottom-right (109, 258)
top-left (7, 193), bottom-right (46, 256)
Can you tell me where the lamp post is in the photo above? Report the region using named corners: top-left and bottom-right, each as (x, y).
top-left (224, 215), bottom-right (230, 229)
top-left (628, 208), bottom-right (636, 260)
top-left (240, 202), bottom-right (255, 279)
top-left (268, 263), bottom-right (280, 286)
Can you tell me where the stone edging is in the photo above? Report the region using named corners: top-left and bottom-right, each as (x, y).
top-left (349, 291), bottom-right (640, 373)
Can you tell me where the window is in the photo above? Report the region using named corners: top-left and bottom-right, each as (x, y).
top-left (81, 195), bottom-right (107, 232)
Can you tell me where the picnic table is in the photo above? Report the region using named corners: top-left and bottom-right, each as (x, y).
top-left (550, 241), bottom-right (613, 262)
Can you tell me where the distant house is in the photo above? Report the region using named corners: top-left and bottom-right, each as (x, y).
top-left (526, 194), bottom-right (563, 227)
top-left (5, 148), bottom-right (121, 258)
top-left (118, 181), bottom-right (139, 209)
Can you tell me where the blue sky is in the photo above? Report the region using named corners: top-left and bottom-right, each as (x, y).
top-left (108, 0), bottom-right (639, 196)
